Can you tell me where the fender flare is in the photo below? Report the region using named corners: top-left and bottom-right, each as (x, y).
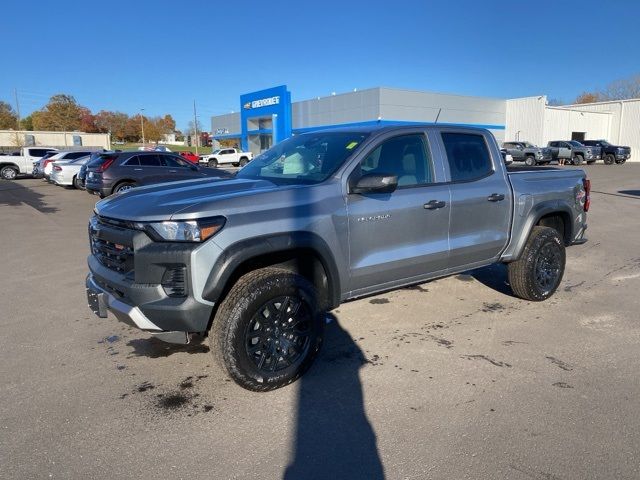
top-left (202, 232), bottom-right (342, 309)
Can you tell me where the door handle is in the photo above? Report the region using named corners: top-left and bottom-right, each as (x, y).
top-left (134, 168), bottom-right (143, 171)
top-left (487, 193), bottom-right (505, 202)
top-left (424, 200), bottom-right (446, 210)
top-left (169, 170), bottom-right (177, 173)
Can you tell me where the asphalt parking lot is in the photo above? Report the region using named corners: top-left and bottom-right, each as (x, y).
top-left (1, 165), bottom-right (639, 479)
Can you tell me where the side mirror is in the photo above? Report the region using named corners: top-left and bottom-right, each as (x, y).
top-left (351, 173), bottom-right (398, 194)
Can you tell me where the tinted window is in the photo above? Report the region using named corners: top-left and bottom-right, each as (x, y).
top-left (359, 134), bottom-right (433, 187)
top-left (138, 154), bottom-right (161, 166)
top-left (123, 156), bottom-right (140, 166)
top-left (441, 132), bottom-right (493, 182)
top-left (30, 149), bottom-right (52, 157)
top-left (67, 151), bottom-right (89, 159)
top-left (161, 156), bottom-right (188, 168)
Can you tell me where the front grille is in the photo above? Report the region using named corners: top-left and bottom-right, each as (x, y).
top-left (90, 235), bottom-right (134, 273)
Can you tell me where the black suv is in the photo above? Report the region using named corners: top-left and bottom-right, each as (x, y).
top-left (85, 151), bottom-right (232, 197)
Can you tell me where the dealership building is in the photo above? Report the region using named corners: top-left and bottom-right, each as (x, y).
top-left (211, 85), bottom-right (639, 161)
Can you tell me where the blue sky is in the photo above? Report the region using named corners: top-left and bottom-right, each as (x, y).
top-left (3, 0), bottom-right (639, 131)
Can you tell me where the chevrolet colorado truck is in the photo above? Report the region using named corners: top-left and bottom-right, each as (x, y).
top-left (86, 125), bottom-right (589, 391)
top-left (502, 141), bottom-right (553, 166)
top-left (199, 148), bottom-right (253, 168)
top-left (582, 140), bottom-right (631, 165)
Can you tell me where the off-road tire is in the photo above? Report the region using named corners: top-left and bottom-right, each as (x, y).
top-left (210, 267), bottom-right (324, 391)
top-left (508, 226), bottom-right (566, 302)
top-left (574, 154), bottom-right (583, 165)
top-left (208, 159), bottom-right (218, 168)
top-left (604, 154), bottom-right (615, 165)
top-left (1, 166), bottom-right (18, 180)
top-left (239, 157), bottom-right (249, 167)
top-left (525, 156), bottom-right (536, 166)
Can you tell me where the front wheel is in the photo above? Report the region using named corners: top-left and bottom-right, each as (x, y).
top-left (239, 157), bottom-right (249, 167)
top-left (604, 154), bottom-right (615, 165)
top-left (508, 226), bottom-right (565, 301)
top-left (210, 267), bottom-right (324, 391)
top-left (524, 156), bottom-right (536, 166)
top-left (573, 154), bottom-right (583, 166)
top-left (208, 159), bottom-right (218, 168)
top-left (1, 166), bottom-right (18, 180)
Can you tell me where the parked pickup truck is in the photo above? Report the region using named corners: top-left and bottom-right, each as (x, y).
top-left (502, 141), bottom-right (553, 166)
top-left (581, 140), bottom-right (631, 165)
top-left (547, 141), bottom-right (600, 165)
top-left (0, 146), bottom-right (57, 180)
top-left (199, 148), bottom-right (253, 168)
top-left (86, 125), bottom-right (589, 391)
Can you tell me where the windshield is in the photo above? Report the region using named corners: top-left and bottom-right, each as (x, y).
top-left (568, 141), bottom-right (584, 147)
top-left (599, 140), bottom-right (610, 146)
top-left (211, 149), bottom-right (221, 155)
top-left (236, 132), bottom-right (369, 185)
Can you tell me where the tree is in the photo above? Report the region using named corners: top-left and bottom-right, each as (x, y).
top-left (32, 94), bottom-right (85, 131)
top-left (94, 110), bottom-right (129, 141)
top-left (79, 108), bottom-right (99, 133)
top-left (600, 74), bottom-right (640, 101)
top-left (575, 92), bottom-right (601, 104)
top-left (20, 115), bottom-right (34, 130)
top-left (0, 101), bottom-right (19, 129)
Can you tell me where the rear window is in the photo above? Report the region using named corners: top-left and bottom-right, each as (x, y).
top-left (88, 153), bottom-right (119, 168)
top-left (441, 132), bottom-right (493, 182)
top-left (30, 148), bottom-right (53, 157)
top-left (66, 151), bottom-right (90, 159)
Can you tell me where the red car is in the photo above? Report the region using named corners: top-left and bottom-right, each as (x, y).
top-left (178, 151), bottom-right (200, 164)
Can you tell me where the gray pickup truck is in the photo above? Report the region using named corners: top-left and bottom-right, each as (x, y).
top-left (547, 140), bottom-right (601, 165)
top-left (502, 141), bottom-right (553, 166)
top-left (86, 125), bottom-right (590, 391)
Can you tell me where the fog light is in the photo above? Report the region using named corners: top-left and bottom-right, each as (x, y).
top-left (162, 266), bottom-right (187, 297)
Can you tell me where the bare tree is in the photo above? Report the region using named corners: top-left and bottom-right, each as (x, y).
top-left (599, 74), bottom-right (640, 101)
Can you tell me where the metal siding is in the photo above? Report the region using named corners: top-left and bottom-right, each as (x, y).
top-left (505, 97), bottom-right (546, 146)
top-left (211, 112), bottom-right (240, 136)
top-left (292, 88), bottom-right (380, 129)
top-left (543, 108), bottom-right (611, 145)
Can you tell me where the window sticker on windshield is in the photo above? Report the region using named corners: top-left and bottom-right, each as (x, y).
top-left (346, 141), bottom-right (359, 150)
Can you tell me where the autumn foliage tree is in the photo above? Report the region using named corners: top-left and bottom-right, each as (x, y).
top-left (0, 101), bottom-right (19, 129)
top-left (32, 94), bottom-right (85, 131)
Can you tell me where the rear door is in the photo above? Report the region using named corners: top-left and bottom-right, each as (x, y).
top-left (439, 130), bottom-right (512, 270)
top-left (136, 153), bottom-right (166, 184)
top-left (346, 131), bottom-right (451, 294)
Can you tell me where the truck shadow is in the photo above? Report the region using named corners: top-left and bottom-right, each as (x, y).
top-left (284, 314), bottom-right (385, 480)
top-left (126, 335), bottom-right (209, 358)
top-left (464, 263), bottom-right (515, 297)
top-left (618, 190), bottom-right (640, 197)
top-left (0, 180), bottom-right (58, 214)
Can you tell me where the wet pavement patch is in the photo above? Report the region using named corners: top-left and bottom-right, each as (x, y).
top-left (157, 393), bottom-right (190, 410)
top-left (482, 302), bottom-right (505, 312)
top-left (546, 356), bottom-right (574, 371)
top-left (369, 298), bottom-right (390, 304)
top-left (462, 355), bottom-right (512, 368)
top-left (456, 274), bottom-right (475, 282)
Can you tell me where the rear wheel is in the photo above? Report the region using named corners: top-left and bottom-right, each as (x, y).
top-left (113, 181), bottom-right (136, 194)
top-left (208, 159), bottom-right (218, 168)
top-left (524, 156), bottom-right (536, 166)
top-left (73, 175), bottom-right (85, 190)
top-left (508, 226), bottom-right (565, 302)
top-left (0, 166), bottom-right (18, 180)
top-left (604, 154), bottom-right (615, 165)
top-left (210, 267), bottom-right (324, 391)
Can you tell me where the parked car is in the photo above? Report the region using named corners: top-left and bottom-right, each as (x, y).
top-left (76, 152), bottom-right (112, 190)
top-left (178, 151), bottom-right (200, 163)
top-left (84, 151), bottom-right (232, 197)
top-left (547, 141), bottom-right (600, 165)
top-left (199, 148), bottom-right (253, 167)
top-left (581, 140), bottom-right (631, 165)
top-left (31, 151), bottom-right (60, 178)
top-left (39, 151), bottom-right (96, 180)
top-left (86, 125), bottom-right (590, 391)
top-left (0, 147), bottom-right (57, 180)
top-left (502, 141), bottom-right (553, 166)
top-left (500, 149), bottom-right (513, 165)
top-left (50, 155), bottom-right (91, 189)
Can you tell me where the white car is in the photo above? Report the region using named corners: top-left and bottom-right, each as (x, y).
top-left (50, 155), bottom-right (91, 189)
top-left (42, 151), bottom-right (95, 180)
top-left (199, 148), bottom-right (253, 168)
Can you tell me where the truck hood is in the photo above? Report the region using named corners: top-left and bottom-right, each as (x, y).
top-left (95, 177), bottom-right (279, 222)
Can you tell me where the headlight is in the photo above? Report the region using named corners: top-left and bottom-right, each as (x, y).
top-left (147, 217), bottom-right (225, 242)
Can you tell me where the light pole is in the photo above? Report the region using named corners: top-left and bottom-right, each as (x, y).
top-left (140, 108), bottom-right (146, 146)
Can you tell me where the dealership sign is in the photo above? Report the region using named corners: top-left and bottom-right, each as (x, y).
top-left (243, 96), bottom-right (280, 110)
top-left (215, 128), bottom-right (229, 135)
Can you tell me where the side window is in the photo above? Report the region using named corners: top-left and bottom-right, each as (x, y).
top-left (68, 152), bottom-right (87, 159)
top-left (139, 154), bottom-right (161, 166)
top-left (123, 156), bottom-right (140, 166)
top-left (30, 149), bottom-right (48, 157)
top-left (359, 134), bottom-right (433, 187)
top-left (441, 132), bottom-right (493, 182)
top-left (161, 156), bottom-right (188, 168)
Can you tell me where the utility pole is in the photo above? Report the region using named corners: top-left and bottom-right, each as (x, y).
top-left (140, 108), bottom-right (145, 146)
top-left (193, 100), bottom-right (199, 156)
top-left (14, 88), bottom-right (21, 129)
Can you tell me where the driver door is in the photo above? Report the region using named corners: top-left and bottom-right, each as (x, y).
top-left (346, 132), bottom-right (450, 296)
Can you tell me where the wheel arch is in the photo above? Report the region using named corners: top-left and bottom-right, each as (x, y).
top-left (202, 232), bottom-right (341, 313)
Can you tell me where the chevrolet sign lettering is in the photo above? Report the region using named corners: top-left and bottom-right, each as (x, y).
top-left (244, 96), bottom-right (281, 110)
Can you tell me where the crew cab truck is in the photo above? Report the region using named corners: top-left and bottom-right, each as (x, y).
top-left (581, 140), bottom-right (631, 165)
top-left (199, 148), bottom-right (253, 168)
top-left (86, 125), bottom-right (589, 391)
top-left (547, 141), bottom-right (600, 165)
top-left (0, 147), bottom-right (57, 180)
top-left (502, 141), bottom-right (553, 166)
